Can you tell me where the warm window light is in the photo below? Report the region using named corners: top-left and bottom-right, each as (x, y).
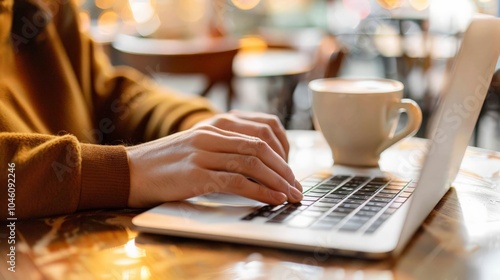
top-left (429, 0), bottom-right (475, 34)
top-left (376, 0), bottom-right (402, 9)
top-left (231, 0), bottom-right (261, 10)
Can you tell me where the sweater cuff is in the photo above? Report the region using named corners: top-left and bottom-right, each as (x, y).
top-left (78, 144), bottom-right (130, 210)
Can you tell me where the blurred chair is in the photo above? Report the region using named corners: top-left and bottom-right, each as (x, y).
top-left (112, 34), bottom-right (240, 110)
top-left (307, 34), bottom-right (347, 80)
top-left (233, 33), bottom-right (346, 128)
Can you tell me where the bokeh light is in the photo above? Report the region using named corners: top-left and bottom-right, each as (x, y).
top-left (128, 0), bottom-right (156, 24)
top-left (343, 0), bottom-right (371, 19)
top-left (78, 10), bottom-right (90, 31)
top-left (410, 0), bottom-right (430, 11)
top-left (177, 0), bottom-right (206, 22)
top-left (97, 10), bottom-right (120, 35)
top-left (72, 0), bottom-right (86, 7)
top-left (95, 0), bottom-right (115, 10)
top-left (265, 0), bottom-right (308, 13)
top-left (239, 36), bottom-right (268, 52)
top-left (231, 0), bottom-right (261, 10)
top-left (376, 0), bottom-right (402, 10)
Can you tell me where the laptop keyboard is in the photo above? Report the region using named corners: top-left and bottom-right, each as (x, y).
top-left (241, 173), bottom-right (415, 234)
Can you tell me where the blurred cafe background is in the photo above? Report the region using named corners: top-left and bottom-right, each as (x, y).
top-left (76, 0), bottom-right (500, 150)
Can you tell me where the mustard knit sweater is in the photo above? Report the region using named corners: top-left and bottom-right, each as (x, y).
top-left (0, 0), bottom-right (216, 219)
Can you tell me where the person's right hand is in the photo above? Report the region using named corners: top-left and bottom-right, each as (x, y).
top-left (126, 124), bottom-right (303, 208)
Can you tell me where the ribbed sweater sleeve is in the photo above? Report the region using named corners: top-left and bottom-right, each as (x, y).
top-left (79, 143), bottom-right (129, 210)
top-left (0, 133), bottom-right (129, 220)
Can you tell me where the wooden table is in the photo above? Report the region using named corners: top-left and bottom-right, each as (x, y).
top-left (2, 131), bottom-right (500, 279)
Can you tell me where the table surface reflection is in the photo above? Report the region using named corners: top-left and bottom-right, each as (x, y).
top-left (2, 131), bottom-right (500, 280)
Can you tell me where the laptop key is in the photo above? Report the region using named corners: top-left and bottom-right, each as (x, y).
top-left (318, 198), bottom-right (342, 204)
top-left (325, 193), bottom-right (346, 199)
top-left (267, 213), bottom-right (293, 223)
top-left (394, 197), bottom-right (407, 203)
top-left (356, 210), bottom-right (378, 217)
top-left (245, 174), bottom-right (411, 233)
top-left (366, 201), bottom-right (389, 207)
top-left (339, 221), bottom-right (364, 232)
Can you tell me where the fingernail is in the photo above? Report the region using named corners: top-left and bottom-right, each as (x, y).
top-left (294, 179), bottom-right (303, 192)
top-left (272, 192), bottom-right (287, 204)
top-left (290, 187), bottom-right (303, 201)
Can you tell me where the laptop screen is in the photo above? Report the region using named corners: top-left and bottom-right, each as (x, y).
top-left (396, 16), bottom-right (500, 254)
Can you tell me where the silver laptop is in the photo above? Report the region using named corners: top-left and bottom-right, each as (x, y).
top-left (132, 16), bottom-right (500, 259)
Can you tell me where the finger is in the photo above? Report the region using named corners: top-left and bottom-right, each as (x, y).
top-left (226, 120), bottom-right (288, 161)
top-left (191, 127), bottom-right (296, 188)
top-left (210, 116), bottom-right (287, 160)
top-left (192, 151), bottom-right (303, 202)
top-left (211, 171), bottom-right (288, 205)
top-left (229, 110), bottom-right (290, 160)
top-left (294, 179), bottom-right (303, 192)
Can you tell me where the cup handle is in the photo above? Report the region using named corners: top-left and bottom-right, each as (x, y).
top-left (377, 99), bottom-right (423, 154)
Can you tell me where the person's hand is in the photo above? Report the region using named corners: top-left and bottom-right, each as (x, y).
top-left (194, 110), bottom-right (290, 161)
top-left (126, 112), bottom-right (303, 208)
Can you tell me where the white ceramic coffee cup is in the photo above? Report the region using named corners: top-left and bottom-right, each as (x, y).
top-left (310, 78), bottom-right (422, 167)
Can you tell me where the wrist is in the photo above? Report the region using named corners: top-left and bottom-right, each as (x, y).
top-left (178, 111), bottom-right (217, 131)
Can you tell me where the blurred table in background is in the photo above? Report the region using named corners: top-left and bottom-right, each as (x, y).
top-left (112, 34), bottom-right (240, 111)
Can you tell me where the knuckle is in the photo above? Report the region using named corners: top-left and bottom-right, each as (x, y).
top-left (243, 156), bottom-right (260, 169)
top-left (256, 184), bottom-right (268, 196)
top-left (257, 125), bottom-right (273, 141)
top-left (252, 138), bottom-right (268, 154)
top-left (187, 151), bottom-right (204, 166)
top-left (283, 167), bottom-right (294, 182)
top-left (189, 129), bottom-right (213, 146)
top-left (270, 115), bottom-right (281, 126)
top-left (192, 123), bottom-right (212, 132)
top-left (213, 115), bottom-right (232, 128)
top-left (264, 114), bottom-right (281, 128)
top-left (274, 176), bottom-right (288, 192)
top-left (225, 159), bottom-right (241, 173)
top-left (190, 166), bottom-right (207, 180)
top-left (228, 174), bottom-right (246, 189)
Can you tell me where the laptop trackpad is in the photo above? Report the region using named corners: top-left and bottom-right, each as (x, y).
top-left (146, 194), bottom-right (264, 224)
